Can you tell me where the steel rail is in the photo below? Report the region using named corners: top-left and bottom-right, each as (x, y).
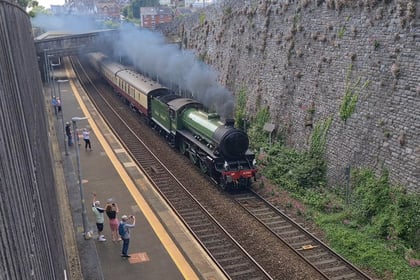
top-left (231, 190), bottom-right (372, 280)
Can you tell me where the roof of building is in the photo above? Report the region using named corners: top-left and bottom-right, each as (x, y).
top-left (140, 6), bottom-right (173, 16)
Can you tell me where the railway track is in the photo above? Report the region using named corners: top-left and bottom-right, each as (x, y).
top-left (70, 56), bottom-right (374, 280)
top-left (231, 191), bottom-right (372, 280)
top-left (71, 57), bottom-right (272, 280)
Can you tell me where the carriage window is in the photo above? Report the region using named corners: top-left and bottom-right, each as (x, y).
top-left (130, 86), bottom-right (135, 97)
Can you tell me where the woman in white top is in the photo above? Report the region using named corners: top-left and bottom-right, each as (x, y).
top-left (82, 128), bottom-right (91, 150)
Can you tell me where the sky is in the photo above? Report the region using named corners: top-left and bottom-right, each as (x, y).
top-left (38, 0), bottom-right (65, 9)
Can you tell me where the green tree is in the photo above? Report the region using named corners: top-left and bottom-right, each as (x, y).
top-left (27, 1), bottom-right (51, 17)
top-left (17, 0), bottom-right (30, 9)
top-left (122, 5), bottom-right (132, 18)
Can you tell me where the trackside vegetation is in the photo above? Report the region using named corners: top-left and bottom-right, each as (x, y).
top-left (235, 98), bottom-right (420, 279)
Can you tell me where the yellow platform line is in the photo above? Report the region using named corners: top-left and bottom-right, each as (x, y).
top-left (65, 66), bottom-right (199, 280)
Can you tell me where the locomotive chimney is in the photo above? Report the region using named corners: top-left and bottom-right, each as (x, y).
top-left (225, 119), bottom-right (235, 127)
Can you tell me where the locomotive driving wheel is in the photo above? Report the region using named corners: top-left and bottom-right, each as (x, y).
top-left (189, 152), bottom-right (198, 165)
top-left (198, 158), bottom-right (208, 174)
top-left (219, 176), bottom-right (227, 191)
top-left (179, 140), bottom-right (187, 155)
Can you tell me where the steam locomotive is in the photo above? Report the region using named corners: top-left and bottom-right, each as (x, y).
top-left (86, 52), bottom-right (257, 190)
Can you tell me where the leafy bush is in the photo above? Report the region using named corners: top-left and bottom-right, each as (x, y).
top-left (310, 117), bottom-right (332, 158)
top-left (261, 144), bottom-right (326, 193)
top-left (351, 169), bottom-right (391, 223)
top-left (317, 217), bottom-right (420, 280)
top-left (304, 188), bottom-right (344, 212)
top-left (351, 169), bottom-right (420, 250)
top-left (393, 193), bottom-right (420, 249)
top-left (250, 116), bottom-right (330, 198)
top-left (247, 107), bottom-right (271, 149)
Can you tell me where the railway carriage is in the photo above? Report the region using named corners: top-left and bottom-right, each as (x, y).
top-left (88, 52), bottom-right (170, 116)
top-left (86, 52), bottom-right (258, 190)
top-left (115, 69), bottom-right (169, 115)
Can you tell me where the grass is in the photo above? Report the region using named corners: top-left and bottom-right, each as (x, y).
top-left (316, 212), bottom-right (420, 280)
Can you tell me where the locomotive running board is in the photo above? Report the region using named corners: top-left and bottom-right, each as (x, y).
top-left (176, 130), bottom-right (218, 158)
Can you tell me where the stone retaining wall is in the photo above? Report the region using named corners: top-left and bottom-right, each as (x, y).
top-left (163, 0), bottom-right (419, 192)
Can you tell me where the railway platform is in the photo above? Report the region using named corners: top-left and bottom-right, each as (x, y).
top-left (47, 61), bottom-right (226, 280)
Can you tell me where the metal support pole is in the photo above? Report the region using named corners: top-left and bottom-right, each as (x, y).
top-left (44, 50), bottom-right (49, 84)
top-left (50, 65), bottom-right (58, 119)
top-left (345, 166), bottom-right (351, 205)
top-left (72, 117), bottom-right (89, 239)
top-left (57, 80), bottom-right (69, 155)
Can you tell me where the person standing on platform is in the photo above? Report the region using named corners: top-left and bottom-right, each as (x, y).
top-left (51, 96), bottom-right (57, 116)
top-left (83, 128), bottom-right (91, 150)
top-left (119, 215), bottom-right (136, 258)
top-left (105, 200), bottom-right (120, 242)
top-left (56, 97), bottom-right (62, 114)
top-left (65, 122), bottom-right (72, 146)
top-left (92, 193), bottom-right (106, 242)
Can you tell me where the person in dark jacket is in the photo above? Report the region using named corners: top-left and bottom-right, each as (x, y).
top-left (65, 122), bottom-right (72, 146)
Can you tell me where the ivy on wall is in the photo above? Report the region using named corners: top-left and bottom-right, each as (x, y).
top-left (248, 107), bottom-right (271, 149)
top-left (310, 116), bottom-right (332, 159)
top-left (339, 64), bottom-right (370, 123)
top-left (199, 13), bottom-right (206, 25)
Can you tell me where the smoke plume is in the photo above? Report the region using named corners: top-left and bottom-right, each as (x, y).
top-left (113, 25), bottom-right (234, 118)
top-left (31, 14), bottom-right (98, 33)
